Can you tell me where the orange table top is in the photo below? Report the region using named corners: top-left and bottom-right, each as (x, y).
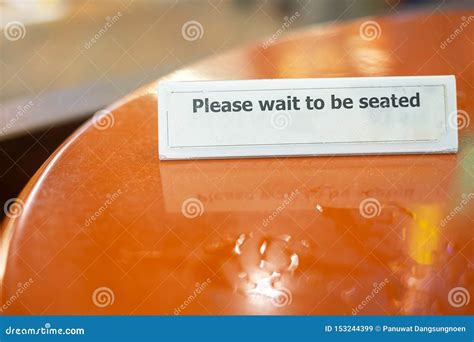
top-left (1, 11), bottom-right (473, 315)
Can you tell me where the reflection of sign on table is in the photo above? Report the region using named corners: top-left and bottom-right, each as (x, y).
top-left (159, 157), bottom-right (455, 214)
top-left (158, 76), bottom-right (457, 160)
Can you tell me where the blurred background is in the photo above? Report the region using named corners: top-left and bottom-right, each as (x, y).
top-left (0, 0), bottom-right (473, 218)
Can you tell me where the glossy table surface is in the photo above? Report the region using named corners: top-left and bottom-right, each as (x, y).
top-left (1, 11), bottom-right (473, 315)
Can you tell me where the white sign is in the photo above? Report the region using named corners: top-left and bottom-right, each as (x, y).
top-left (158, 76), bottom-right (457, 160)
